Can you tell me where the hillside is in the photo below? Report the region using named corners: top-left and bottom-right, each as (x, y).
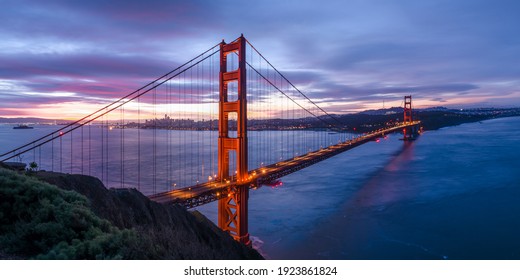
top-left (0, 165), bottom-right (262, 259)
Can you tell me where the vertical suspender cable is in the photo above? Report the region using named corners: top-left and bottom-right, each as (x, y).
top-left (88, 121), bottom-right (91, 175)
top-left (153, 83), bottom-right (157, 193)
top-left (70, 130), bottom-right (73, 173)
top-left (137, 94), bottom-right (141, 191)
top-left (120, 103), bottom-right (123, 188)
top-left (60, 130), bottom-right (62, 172)
top-left (167, 80), bottom-right (171, 190)
top-left (81, 124), bottom-right (84, 174)
top-left (51, 133), bottom-right (54, 171)
top-left (101, 115), bottom-right (104, 182)
top-left (177, 74), bottom-right (181, 189)
top-left (105, 109), bottom-right (111, 184)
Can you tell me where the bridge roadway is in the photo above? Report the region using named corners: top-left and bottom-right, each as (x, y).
top-left (149, 121), bottom-right (420, 208)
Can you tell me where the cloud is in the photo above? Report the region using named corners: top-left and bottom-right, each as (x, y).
top-left (0, 52), bottom-right (176, 79)
top-left (430, 98), bottom-right (447, 103)
top-left (0, 0), bottom-right (519, 118)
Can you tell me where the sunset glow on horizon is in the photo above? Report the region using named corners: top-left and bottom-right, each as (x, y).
top-left (1, 0), bottom-right (519, 120)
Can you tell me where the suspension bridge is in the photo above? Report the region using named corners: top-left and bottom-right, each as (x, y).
top-left (0, 35), bottom-right (420, 246)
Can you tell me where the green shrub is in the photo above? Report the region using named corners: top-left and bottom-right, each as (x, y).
top-left (0, 168), bottom-right (138, 259)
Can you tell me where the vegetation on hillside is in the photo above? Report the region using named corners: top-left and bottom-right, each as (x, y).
top-left (0, 167), bottom-right (262, 260)
top-left (0, 168), bottom-right (138, 259)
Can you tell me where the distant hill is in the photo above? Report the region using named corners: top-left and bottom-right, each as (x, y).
top-left (358, 107), bottom-right (404, 115)
top-left (358, 106), bottom-right (454, 115)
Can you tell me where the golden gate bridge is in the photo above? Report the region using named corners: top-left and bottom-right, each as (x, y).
top-left (0, 35), bottom-right (420, 246)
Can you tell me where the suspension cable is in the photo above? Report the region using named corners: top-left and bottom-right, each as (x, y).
top-left (0, 43), bottom-right (221, 159)
top-left (246, 61), bottom-right (337, 129)
top-left (245, 39), bottom-right (346, 129)
top-left (1, 47), bottom-right (220, 162)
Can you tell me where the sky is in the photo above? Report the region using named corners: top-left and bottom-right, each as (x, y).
top-left (0, 0), bottom-right (519, 119)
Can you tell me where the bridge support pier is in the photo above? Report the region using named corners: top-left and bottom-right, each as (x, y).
top-left (217, 35), bottom-right (250, 246)
top-left (218, 185), bottom-right (249, 245)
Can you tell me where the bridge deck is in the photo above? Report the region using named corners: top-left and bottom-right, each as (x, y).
top-left (148, 121), bottom-right (420, 208)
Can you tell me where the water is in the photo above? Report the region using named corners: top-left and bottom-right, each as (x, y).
top-left (196, 117), bottom-right (520, 259)
top-left (2, 117), bottom-right (519, 259)
top-left (0, 124), bottom-right (348, 193)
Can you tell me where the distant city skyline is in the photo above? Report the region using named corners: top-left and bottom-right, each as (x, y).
top-left (1, 0), bottom-right (519, 119)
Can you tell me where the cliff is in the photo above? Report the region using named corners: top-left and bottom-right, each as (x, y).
top-left (0, 166), bottom-right (262, 259)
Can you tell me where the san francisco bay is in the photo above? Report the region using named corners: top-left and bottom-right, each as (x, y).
top-left (196, 116), bottom-right (520, 259)
top-left (3, 116), bottom-right (518, 259)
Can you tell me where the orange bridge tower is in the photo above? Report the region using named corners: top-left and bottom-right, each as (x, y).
top-left (403, 95), bottom-right (417, 140)
top-left (217, 35), bottom-right (250, 246)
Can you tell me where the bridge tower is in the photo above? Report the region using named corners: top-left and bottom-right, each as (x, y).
top-left (403, 95), bottom-right (415, 140)
top-left (217, 35), bottom-right (250, 246)
top-left (404, 95), bottom-right (412, 124)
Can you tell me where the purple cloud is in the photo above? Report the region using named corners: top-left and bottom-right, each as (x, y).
top-left (0, 0), bottom-right (519, 118)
